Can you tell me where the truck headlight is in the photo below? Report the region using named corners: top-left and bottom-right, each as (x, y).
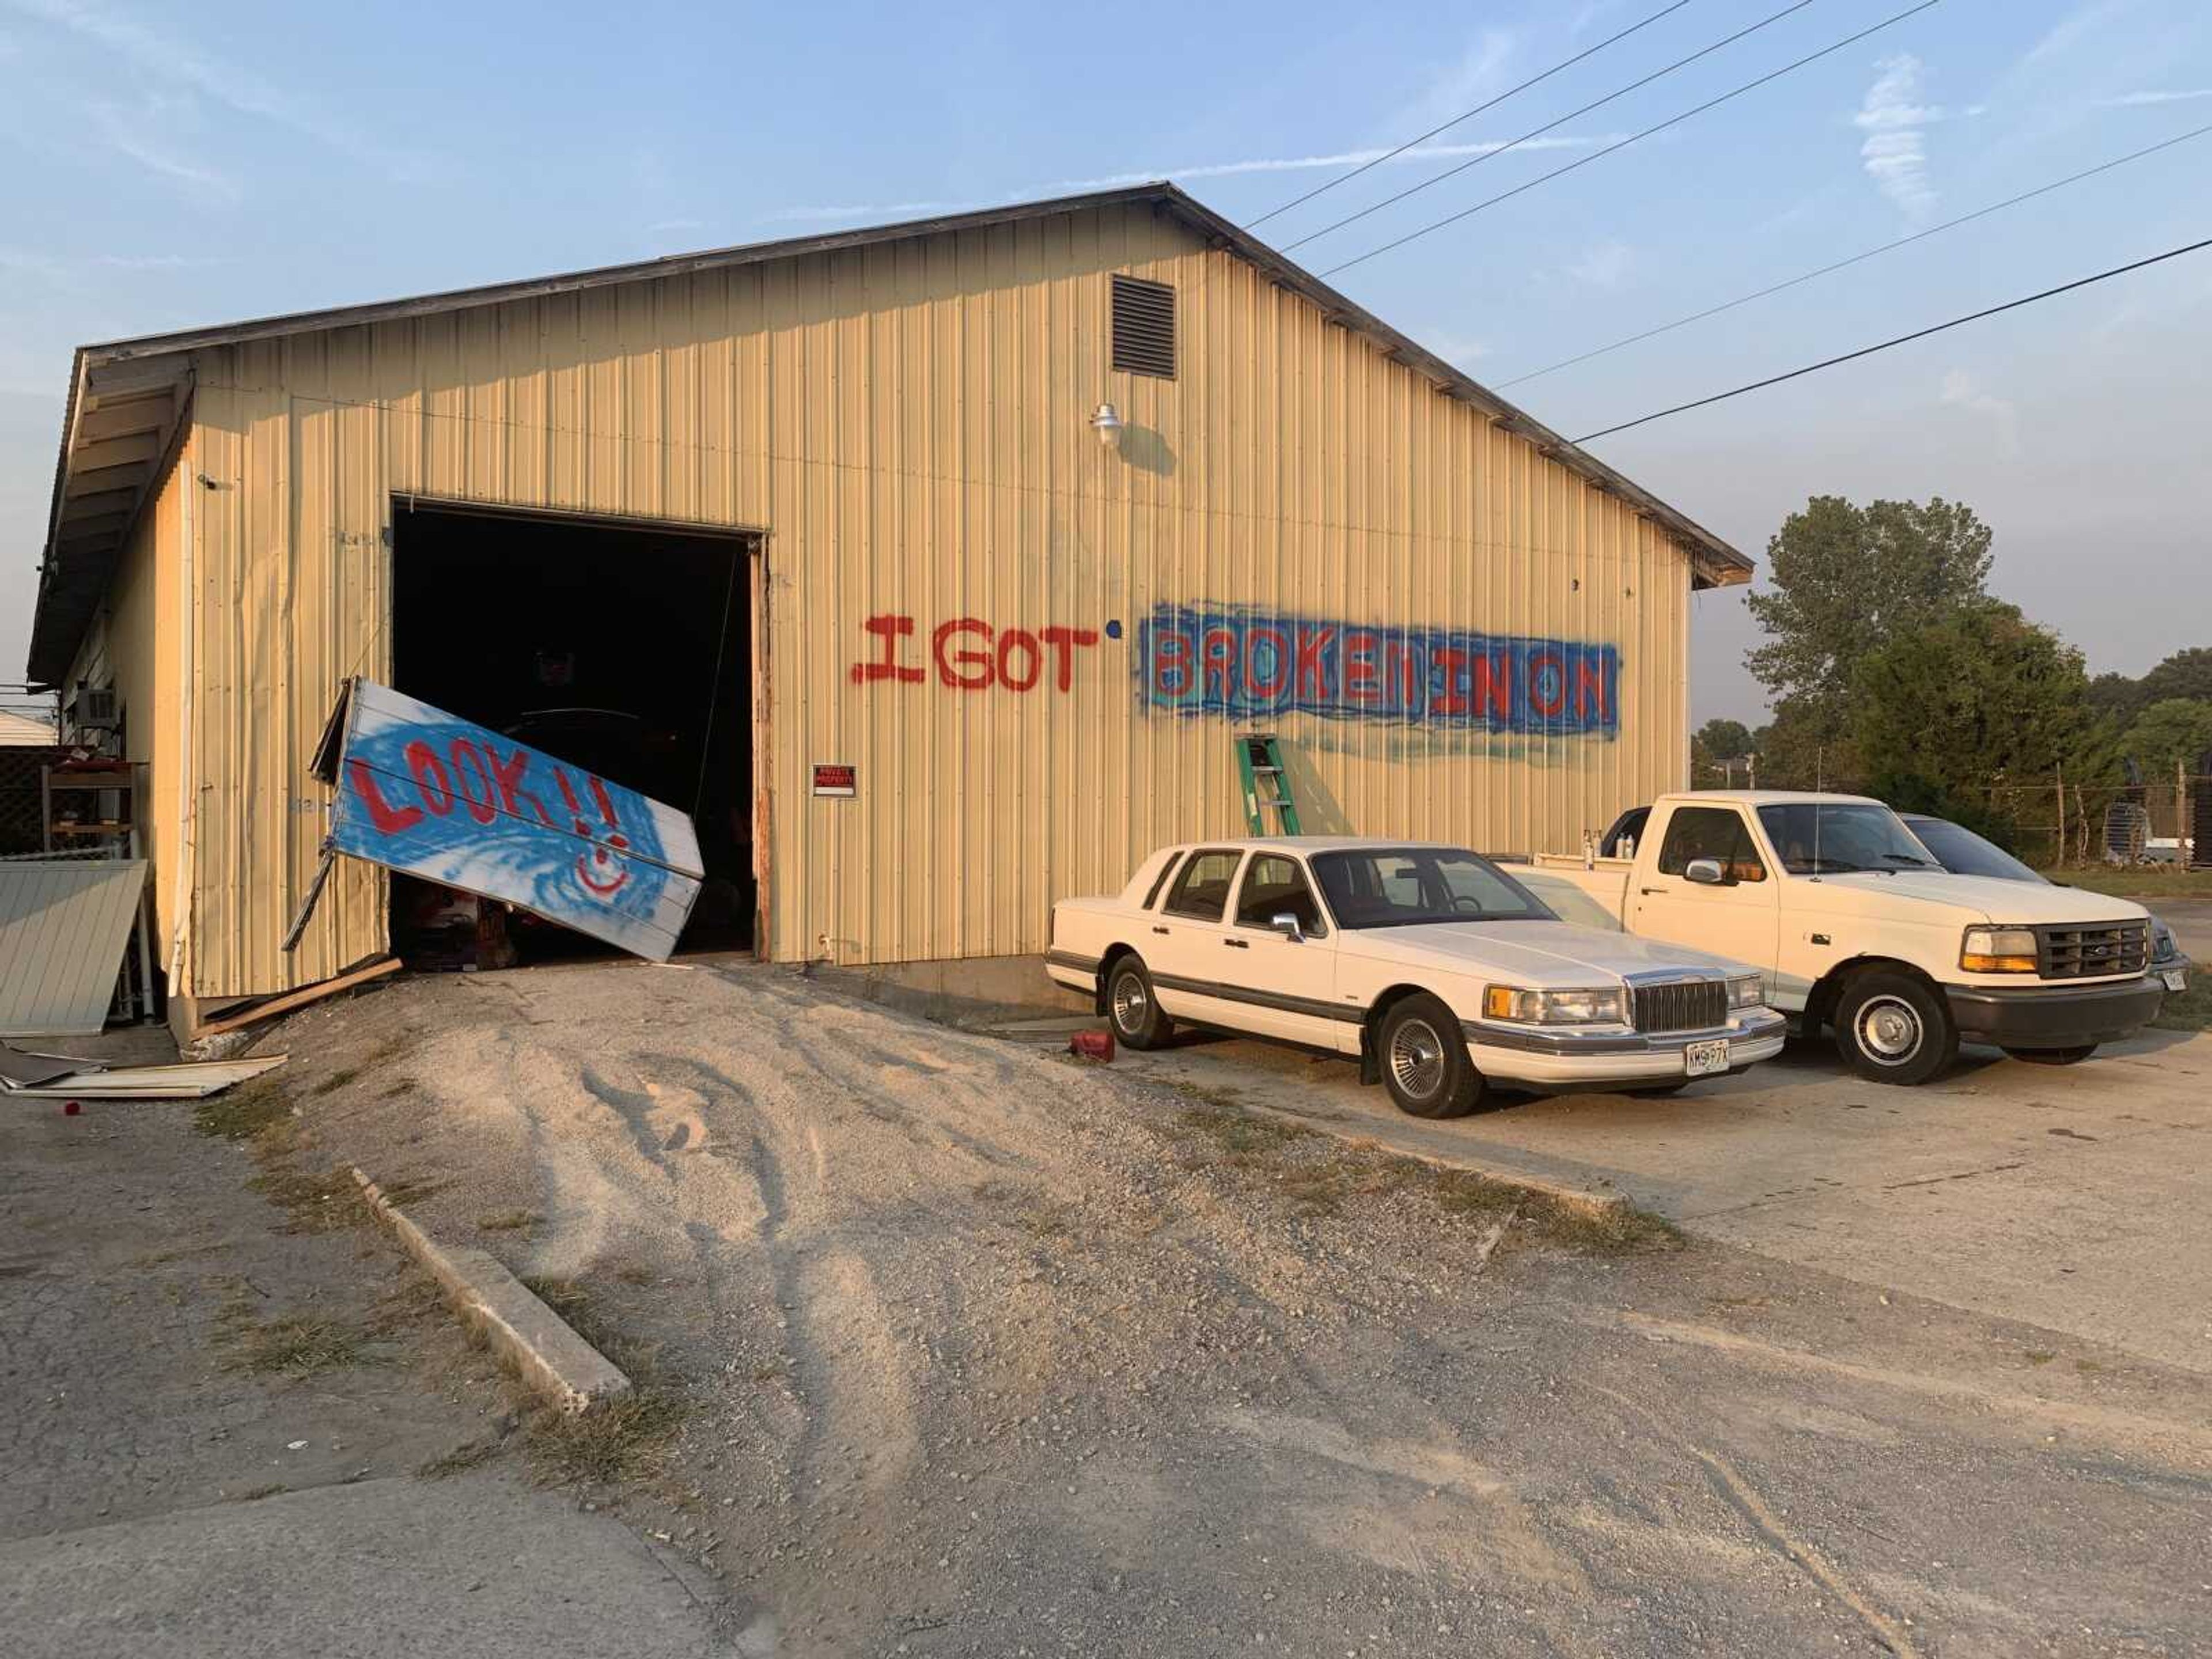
top-left (1483, 985), bottom-right (1628, 1025)
top-left (2152, 918), bottom-right (2178, 964)
top-left (1728, 974), bottom-right (1764, 1010)
top-left (1961, 926), bottom-right (2038, 974)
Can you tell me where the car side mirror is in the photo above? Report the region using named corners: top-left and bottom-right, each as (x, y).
top-left (1683, 857), bottom-right (1728, 887)
top-left (1270, 912), bottom-right (1306, 942)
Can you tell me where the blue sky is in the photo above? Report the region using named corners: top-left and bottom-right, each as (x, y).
top-left (3, 0), bottom-right (2208, 721)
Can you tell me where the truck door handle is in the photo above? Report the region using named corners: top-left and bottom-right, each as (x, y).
top-left (1152, 925), bottom-right (1170, 935)
top-left (1224, 938), bottom-right (1249, 949)
top-left (1639, 887), bottom-right (1666, 896)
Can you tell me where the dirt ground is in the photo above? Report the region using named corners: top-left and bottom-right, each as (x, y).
top-left (255, 957), bottom-right (2212, 1659)
top-left (1091, 1019), bottom-right (2212, 1374)
top-left (0, 1028), bottom-right (721, 1658)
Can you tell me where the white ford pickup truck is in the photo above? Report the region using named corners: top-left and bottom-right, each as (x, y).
top-left (1047, 836), bottom-right (1786, 1119)
top-left (1510, 791), bottom-right (2165, 1085)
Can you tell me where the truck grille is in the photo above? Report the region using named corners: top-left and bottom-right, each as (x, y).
top-left (2035, 921), bottom-right (2149, 979)
top-left (1631, 980), bottom-right (1727, 1035)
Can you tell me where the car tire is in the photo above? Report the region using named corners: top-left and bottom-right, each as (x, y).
top-left (1378, 994), bottom-right (1484, 1119)
top-left (2002, 1044), bottom-right (2098, 1066)
top-left (1834, 970), bottom-right (1957, 1086)
top-left (1105, 956), bottom-right (1173, 1051)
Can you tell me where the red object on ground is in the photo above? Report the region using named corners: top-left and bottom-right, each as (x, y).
top-left (1067, 1029), bottom-right (1115, 1063)
top-left (62, 1101), bottom-right (81, 1116)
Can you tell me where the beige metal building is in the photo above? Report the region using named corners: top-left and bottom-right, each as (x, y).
top-left (23, 183), bottom-right (1748, 1029)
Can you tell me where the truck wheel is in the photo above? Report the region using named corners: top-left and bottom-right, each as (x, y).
top-left (1378, 995), bottom-right (1485, 1119)
top-left (1834, 971), bottom-right (1957, 1086)
top-left (1105, 956), bottom-right (1173, 1051)
top-left (2002, 1044), bottom-right (2097, 1066)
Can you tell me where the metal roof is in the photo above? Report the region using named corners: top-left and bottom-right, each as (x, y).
top-left (24, 182), bottom-right (1750, 685)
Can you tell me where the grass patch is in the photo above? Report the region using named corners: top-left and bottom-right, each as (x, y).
top-left (1164, 1098), bottom-right (1679, 1252)
top-left (218, 1306), bottom-right (373, 1376)
top-left (518, 1275), bottom-right (661, 1380)
top-left (313, 1066), bottom-right (364, 1097)
top-left (194, 1078), bottom-right (292, 1141)
top-left (372, 1176), bottom-right (445, 1209)
top-left (418, 1438), bottom-right (503, 1480)
top-left (525, 1391), bottom-right (685, 1487)
top-left (477, 1209), bottom-right (540, 1233)
top-left (222, 1482), bottom-right (287, 1503)
top-left (247, 1162), bottom-right (368, 1234)
top-left (379, 1080), bottom-right (419, 1100)
top-left (2153, 977), bottom-right (2209, 1033)
top-left (2040, 865), bottom-right (2212, 899)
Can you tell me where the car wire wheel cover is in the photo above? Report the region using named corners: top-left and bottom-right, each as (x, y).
top-left (1389, 1017), bottom-right (1448, 1100)
top-left (1854, 994), bottom-right (1924, 1064)
top-left (1111, 969), bottom-right (1149, 1033)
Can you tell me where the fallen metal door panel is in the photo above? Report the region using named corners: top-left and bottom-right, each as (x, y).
top-left (315, 681), bottom-right (705, 961)
top-left (0, 858), bottom-right (147, 1036)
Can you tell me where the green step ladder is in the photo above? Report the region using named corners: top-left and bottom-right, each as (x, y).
top-left (1236, 734), bottom-right (1303, 836)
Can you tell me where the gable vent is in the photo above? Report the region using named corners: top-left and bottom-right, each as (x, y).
top-left (1111, 275), bottom-right (1176, 380)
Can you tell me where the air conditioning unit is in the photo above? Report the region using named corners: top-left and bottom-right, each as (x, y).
top-left (67, 685), bottom-right (119, 734)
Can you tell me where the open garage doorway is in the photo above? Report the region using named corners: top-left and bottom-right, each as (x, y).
top-left (389, 499), bottom-right (761, 968)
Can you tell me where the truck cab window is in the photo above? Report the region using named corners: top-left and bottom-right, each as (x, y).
top-left (1657, 808), bottom-right (1766, 882)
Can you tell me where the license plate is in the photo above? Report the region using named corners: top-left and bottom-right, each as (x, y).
top-left (2163, 968), bottom-right (2190, 993)
top-left (1684, 1038), bottom-right (1730, 1078)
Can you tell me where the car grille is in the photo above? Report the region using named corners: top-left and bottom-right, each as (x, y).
top-left (1632, 980), bottom-right (1727, 1035)
top-left (2036, 921), bottom-right (2149, 979)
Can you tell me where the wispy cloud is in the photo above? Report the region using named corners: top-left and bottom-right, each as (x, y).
top-left (1416, 29), bottom-right (1521, 129)
top-left (1855, 54), bottom-right (1940, 220)
top-left (760, 134), bottom-right (1623, 226)
top-left (1567, 240), bottom-right (1634, 290)
top-left (2099, 88), bottom-right (2212, 107)
top-left (6, 0), bottom-right (418, 176)
top-left (1939, 369), bottom-right (2017, 454)
top-left (88, 100), bottom-right (239, 201)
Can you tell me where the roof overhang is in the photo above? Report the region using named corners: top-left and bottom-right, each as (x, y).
top-left (23, 182), bottom-right (1748, 684)
top-left (26, 348), bottom-right (192, 687)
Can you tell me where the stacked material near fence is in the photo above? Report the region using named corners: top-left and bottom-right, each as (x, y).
top-left (0, 855), bottom-right (147, 1036)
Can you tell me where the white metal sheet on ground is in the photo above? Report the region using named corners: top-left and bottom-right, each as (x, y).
top-left (0, 858), bottom-right (146, 1037)
top-left (0, 1054), bottom-right (285, 1099)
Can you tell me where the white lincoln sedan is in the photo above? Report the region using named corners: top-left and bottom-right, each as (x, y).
top-left (1047, 837), bottom-right (1786, 1118)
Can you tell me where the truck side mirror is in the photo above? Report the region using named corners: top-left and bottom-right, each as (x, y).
top-left (1684, 857), bottom-right (1728, 887)
top-left (1270, 912), bottom-right (1306, 942)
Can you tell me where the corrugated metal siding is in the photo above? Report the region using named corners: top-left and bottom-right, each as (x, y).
top-left (0, 858), bottom-right (146, 1036)
top-left (182, 201), bottom-right (1693, 994)
top-left (59, 454), bottom-right (184, 961)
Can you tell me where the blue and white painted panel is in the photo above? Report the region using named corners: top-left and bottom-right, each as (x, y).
top-left (328, 681), bottom-right (703, 960)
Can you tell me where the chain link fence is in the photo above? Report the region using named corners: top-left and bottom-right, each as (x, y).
top-left (1984, 775), bottom-right (2206, 869)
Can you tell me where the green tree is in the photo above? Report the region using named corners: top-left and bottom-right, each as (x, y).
top-left (1851, 602), bottom-right (2092, 830)
top-left (2086, 671), bottom-right (2143, 723)
top-left (1695, 718), bottom-right (1753, 759)
top-left (1745, 496), bottom-right (1994, 746)
top-left (2120, 698), bottom-right (2212, 777)
top-left (2137, 647), bottom-right (2212, 707)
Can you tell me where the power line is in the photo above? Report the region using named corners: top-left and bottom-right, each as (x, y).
top-left (1245, 0), bottom-right (1696, 230)
top-left (1499, 120), bottom-right (2212, 388)
top-left (1283, 0), bottom-right (1821, 253)
top-left (1574, 233), bottom-right (2212, 442)
top-left (1319, 0), bottom-right (1941, 277)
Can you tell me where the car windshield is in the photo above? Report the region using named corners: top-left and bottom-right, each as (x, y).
top-left (1310, 847), bottom-right (1555, 929)
top-left (1755, 804), bottom-right (1942, 876)
top-left (1903, 817), bottom-right (2045, 883)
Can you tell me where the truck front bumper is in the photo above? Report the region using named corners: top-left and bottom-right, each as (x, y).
top-left (1944, 976), bottom-right (2165, 1050)
top-left (1464, 1010), bottom-right (1788, 1088)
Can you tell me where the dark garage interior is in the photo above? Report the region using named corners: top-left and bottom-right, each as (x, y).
top-left (389, 501), bottom-right (756, 966)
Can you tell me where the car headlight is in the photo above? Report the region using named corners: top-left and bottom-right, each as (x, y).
top-left (2152, 918), bottom-right (2178, 964)
top-left (1728, 973), bottom-right (1764, 1010)
top-left (1961, 926), bottom-right (2038, 974)
top-left (1483, 985), bottom-right (1628, 1025)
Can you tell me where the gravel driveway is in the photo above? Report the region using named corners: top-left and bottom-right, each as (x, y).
top-left (280, 959), bottom-right (2212, 1658)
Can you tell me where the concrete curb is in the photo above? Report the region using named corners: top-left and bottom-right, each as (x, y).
top-left (351, 1168), bottom-right (632, 1414)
